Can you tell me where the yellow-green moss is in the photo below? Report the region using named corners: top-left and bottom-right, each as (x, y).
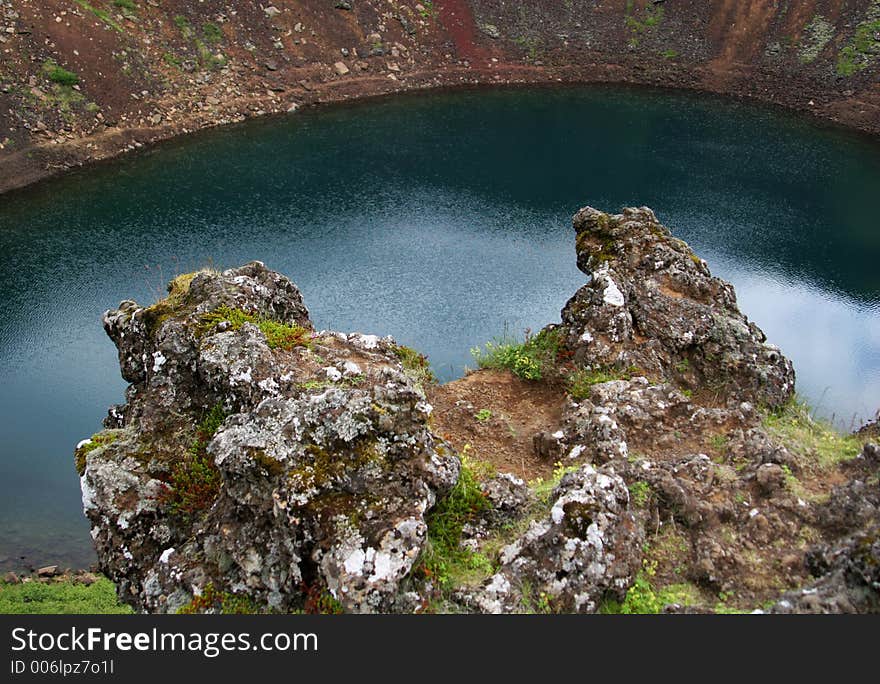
top-left (74, 430), bottom-right (123, 475)
top-left (177, 582), bottom-right (262, 614)
top-left (393, 344), bottom-right (436, 389)
top-left (763, 398), bottom-right (865, 469)
top-left (198, 306), bottom-right (312, 350)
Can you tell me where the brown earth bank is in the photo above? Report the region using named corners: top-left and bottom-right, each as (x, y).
top-left (1, 0), bottom-right (879, 194)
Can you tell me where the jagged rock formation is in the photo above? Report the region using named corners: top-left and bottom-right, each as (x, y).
top-left (560, 206), bottom-right (795, 408)
top-left (80, 262), bottom-right (459, 613)
top-left (78, 207), bottom-right (878, 614)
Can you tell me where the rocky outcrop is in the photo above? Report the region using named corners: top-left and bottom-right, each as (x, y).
top-left (79, 262), bottom-right (459, 613)
top-left (461, 464), bottom-right (642, 613)
top-left (78, 206), bottom-right (878, 614)
top-left (773, 442), bottom-right (880, 613)
top-left (560, 206), bottom-right (795, 408)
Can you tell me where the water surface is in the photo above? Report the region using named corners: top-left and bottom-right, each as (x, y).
top-left (1, 86), bottom-right (878, 570)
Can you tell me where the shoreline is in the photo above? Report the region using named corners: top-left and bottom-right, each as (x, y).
top-left (3, 61), bottom-right (879, 198)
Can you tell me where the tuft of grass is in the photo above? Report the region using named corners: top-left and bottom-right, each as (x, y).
top-left (159, 404), bottom-right (228, 521)
top-left (202, 22), bottom-right (223, 44)
top-left (417, 449), bottom-right (495, 592)
top-left (42, 60), bottom-right (79, 86)
top-left (393, 344), bottom-right (436, 389)
top-left (529, 460), bottom-right (580, 504)
top-left (0, 578), bottom-right (132, 614)
top-left (474, 409), bottom-right (492, 422)
top-left (199, 306), bottom-right (312, 350)
top-left (565, 365), bottom-right (636, 399)
top-left (763, 398), bottom-right (864, 468)
top-left (471, 328), bottom-right (562, 381)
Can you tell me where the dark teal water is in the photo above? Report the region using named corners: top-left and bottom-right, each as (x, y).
top-left (1, 86), bottom-right (879, 570)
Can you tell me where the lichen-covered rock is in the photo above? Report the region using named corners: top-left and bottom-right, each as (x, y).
top-left (461, 464), bottom-right (643, 613)
top-left (561, 207), bottom-right (795, 408)
top-left (79, 262), bottom-right (459, 613)
top-left (772, 527), bottom-right (880, 614)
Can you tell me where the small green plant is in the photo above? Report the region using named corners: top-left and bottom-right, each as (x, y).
top-left (174, 14), bottom-right (193, 38)
top-left (835, 5), bottom-right (880, 76)
top-left (471, 327), bottom-right (562, 381)
top-left (529, 460), bottom-right (580, 504)
top-left (302, 583), bottom-right (344, 614)
top-left (418, 0), bottom-right (437, 19)
top-left (160, 404), bottom-right (228, 521)
top-left (198, 306), bottom-right (312, 350)
top-left (42, 60), bottom-right (79, 86)
top-left (113, 0), bottom-right (136, 11)
top-left (709, 434), bottom-right (729, 453)
top-left (474, 409), bottom-right (492, 422)
top-left (628, 480), bottom-right (651, 508)
top-left (661, 48), bottom-right (679, 59)
top-left (600, 561), bottom-right (700, 614)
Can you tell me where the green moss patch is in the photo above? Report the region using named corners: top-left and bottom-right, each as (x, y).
top-left (74, 430), bottom-right (122, 475)
top-left (178, 582), bottom-right (261, 614)
top-left (198, 306), bottom-right (312, 350)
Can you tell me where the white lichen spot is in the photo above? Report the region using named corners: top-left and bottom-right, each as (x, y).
top-left (343, 548), bottom-right (366, 575)
top-left (355, 334), bottom-right (380, 349)
top-left (151, 351), bottom-right (167, 373)
top-left (415, 401), bottom-right (433, 415)
top-left (159, 547), bottom-right (175, 564)
top-left (342, 361), bottom-right (361, 377)
top-left (324, 366), bottom-right (342, 382)
top-left (568, 444), bottom-right (586, 460)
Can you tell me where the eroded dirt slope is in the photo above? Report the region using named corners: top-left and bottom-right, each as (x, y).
top-left (1, 0), bottom-right (878, 193)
